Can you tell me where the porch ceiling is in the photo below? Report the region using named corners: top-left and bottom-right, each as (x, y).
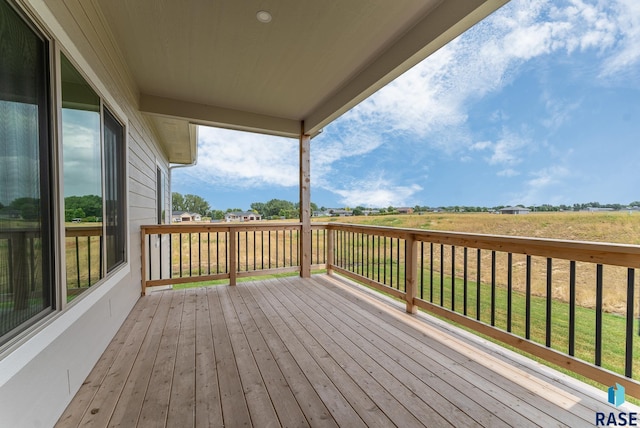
top-left (95, 0), bottom-right (508, 163)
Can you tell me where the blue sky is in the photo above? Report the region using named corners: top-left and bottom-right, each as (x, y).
top-left (173, 0), bottom-right (640, 211)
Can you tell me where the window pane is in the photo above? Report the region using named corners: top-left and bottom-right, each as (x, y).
top-left (61, 54), bottom-right (102, 299)
top-left (104, 108), bottom-right (125, 271)
top-left (0, 0), bottom-right (53, 342)
top-left (157, 167), bottom-right (166, 224)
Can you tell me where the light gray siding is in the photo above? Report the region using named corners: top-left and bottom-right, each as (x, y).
top-left (0, 1), bottom-right (170, 426)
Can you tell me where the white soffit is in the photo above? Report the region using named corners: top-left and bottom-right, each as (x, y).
top-left (96, 0), bottom-right (508, 162)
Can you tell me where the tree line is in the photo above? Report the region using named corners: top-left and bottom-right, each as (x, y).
top-left (169, 192), bottom-right (640, 220)
top-left (171, 193), bottom-right (321, 220)
top-left (2, 194), bottom-right (638, 223)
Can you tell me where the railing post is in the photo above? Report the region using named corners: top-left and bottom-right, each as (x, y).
top-left (405, 234), bottom-right (417, 314)
top-left (140, 227), bottom-right (147, 296)
top-left (229, 229), bottom-right (237, 286)
top-left (299, 130), bottom-right (312, 278)
top-left (326, 227), bottom-right (333, 275)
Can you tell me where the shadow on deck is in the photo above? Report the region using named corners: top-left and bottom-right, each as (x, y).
top-left (55, 274), bottom-right (633, 427)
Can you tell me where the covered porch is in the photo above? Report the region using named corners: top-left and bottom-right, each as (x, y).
top-left (56, 275), bottom-right (616, 427)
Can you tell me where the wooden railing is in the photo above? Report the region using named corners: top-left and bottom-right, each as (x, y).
top-left (0, 228), bottom-right (42, 309)
top-left (326, 223), bottom-right (640, 399)
top-left (141, 221), bottom-right (640, 398)
top-left (65, 225), bottom-right (103, 294)
top-left (140, 223), bottom-right (326, 295)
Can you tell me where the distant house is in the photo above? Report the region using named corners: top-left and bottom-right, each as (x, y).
top-left (584, 207), bottom-right (614, 212)
top-left (329, 209), bottom-right (353, 217)
top-left (362, 209), bottom-right (380, 216)
top-left (500, 206), bottom-right (530, 215)
top-left (313, 211), bottom-right (330, 217)
top-left (225, 211), bottom-right (262, 222)
top-left (397, 207), bottom-right (414, 214)
top-left (0, 208), bottom-right (21, 220)
top-left (171, 211), bottom-right (202, 222)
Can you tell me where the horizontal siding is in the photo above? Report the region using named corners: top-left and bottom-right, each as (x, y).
top-left (0, 1), bottom-right (174, 427)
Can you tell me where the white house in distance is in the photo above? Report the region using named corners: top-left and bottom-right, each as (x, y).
top-left (500, 206), bottom-right (531, 215)
top-left (225, 211), bottom-right (262, 222)
top-left (0, 0), bottom-right (508, 426)
top-left (171, 211), bottom-right (203, 222)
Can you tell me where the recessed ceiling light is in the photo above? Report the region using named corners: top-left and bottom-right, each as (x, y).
top-left (256, 10), bottom-right (272, 23)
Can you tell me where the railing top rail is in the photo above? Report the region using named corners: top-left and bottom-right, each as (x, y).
top-left (141, 222), bottom-right (304, 235)
top-left (65, 225), bottom-right (103, 237)
top-left (324, 222), bottom-right (640, 267)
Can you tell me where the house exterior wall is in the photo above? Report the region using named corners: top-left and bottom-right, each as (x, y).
top-left (0, 1), bottom-right (168, 426)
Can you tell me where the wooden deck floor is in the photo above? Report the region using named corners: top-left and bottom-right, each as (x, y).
top-left (56, 274), bottom-right (634, 427)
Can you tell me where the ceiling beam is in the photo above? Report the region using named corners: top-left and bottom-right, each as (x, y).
top-left (140, 94), bottom-right (302, 139)
top-left (303, 0), bottom-right (509, 135)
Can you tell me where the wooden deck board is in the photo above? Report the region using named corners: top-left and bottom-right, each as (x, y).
top-left (207, 284), bottom-right (252, 427)
top-left (259, 279), bottom-right (431, 427)
top-left (137, 289), bottom-right (184, 426)
top-left (56, 275), bottom-right (638, 428)
top-left (109, 290), bottom-right (174, 427)
top-left (254, 279), bottom-right (395, 427)
top-left (237, 282), bottom-right (338, 427)
top-left (316, 276), bottom-right (598, 427)
top-left (301, 276), bottom-right (556, 427)
top-left (245, 282), bottom-right (367, 427)
top-left (55, 291), bottom-right (152, 428)
top-left (193, 287), bottom-right (223, 428)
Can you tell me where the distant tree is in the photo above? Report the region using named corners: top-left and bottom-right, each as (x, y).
top-left (183, 194), bottom-right (210, 215)
top-left (262, 199), bottom-right (296, 218)
top-left (310, 202), bottom-right (319, 213)
top-left (225, 208), bottom-right (242, 213)
top-left (279, 209), bottom-right (298, 219)
top-left (172, 192), bottom-right (185, 211)
top-left (250, 202), bottom-right (266, 215)
top-left (64, 195), bottom-right (102, 218)
top-left (352, 206), bottom-right (364, 216)
top-left (10, 197), bottom-right (41, 221)
top-left (630, 201), bottom-right (640, 207)
top-left (73, 208), bottom-right (86, 219)
top-left (211, 210), bottom-right (225, 220)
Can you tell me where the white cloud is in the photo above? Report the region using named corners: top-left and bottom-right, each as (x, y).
top-left (599, 0), bottom-right (640, 77)
top-left (470, 141), bottom-right (492, 151)
top-left (190, 127), bottom-right (299, 188)
top-left (184, 0), bottom-right (640, 207)
top-left (327, 175), bottom-right (422, 207)
top-left (509, 165), bottom-right (570, 204)
top-left (541, 92), bottom-right (582, 130)
top-left (497, 169), bottom-right (520, 177)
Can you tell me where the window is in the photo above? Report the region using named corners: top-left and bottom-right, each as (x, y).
top-left (0, 0), bottom-right (54, 342)
top-left (61, 53), bottom-right (102, 297)
top-left (0, 0), bottom-right (128, 344)
top-left (104, 107), bottom-right (125, 272)
top-left (61, 54), bottom-right (127, 296)
top-left (156, 167), bottom-right (166, 224)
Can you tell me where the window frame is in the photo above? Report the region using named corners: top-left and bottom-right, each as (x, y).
top-left (57, 50), bottom-right (130, 306)
top-left (156, 165), bottom-right (167, 225)
top-left (0, 0), bottom-right (57, 346)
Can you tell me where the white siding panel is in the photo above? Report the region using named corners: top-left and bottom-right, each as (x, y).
top-left (0, 1), bottom-right (170, 426)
